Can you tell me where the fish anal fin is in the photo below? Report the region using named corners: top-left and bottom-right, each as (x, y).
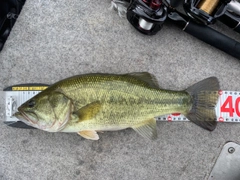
top-left (127, 72), bottom-right (160, 89)
top-left (74, 101), bottom-right (102, 121)
top-left (132, 118), bottom-right (157, 140)
top-left (78, 130), bottom-right (99, 140)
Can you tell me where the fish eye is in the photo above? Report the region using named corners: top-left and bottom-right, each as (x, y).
top-left (28, 99), bottom-right (36, 108)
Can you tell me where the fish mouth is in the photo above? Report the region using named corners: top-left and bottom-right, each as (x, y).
top-left (14, 110), bottom-right (70, 132)
top-left (14, 110), bottom-right (39, 128)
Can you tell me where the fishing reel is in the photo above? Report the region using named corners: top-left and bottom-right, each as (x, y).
top-left (184, 0), bottom-right (231, 24)
top-left (127, 0), bottom-right (168, 35)
top-left (183, 0), bottom-right (240, 32)
top-left (117, 0), bottom-right (240, 59)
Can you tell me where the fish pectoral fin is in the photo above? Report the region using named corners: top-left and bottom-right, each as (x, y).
top-left (132, 118), bottom-right (157, 140)
top-left (78, 130), bottom-right (99, 140)
top-left (74, 101), bottom-right (102, 121)
top-left (127, 72), bottom-right (160, 89)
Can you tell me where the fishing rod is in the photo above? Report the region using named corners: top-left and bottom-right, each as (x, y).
top-left (112, 0), bottom-right (240, 59)
top-left (167, 11), bottom-right (240, 60)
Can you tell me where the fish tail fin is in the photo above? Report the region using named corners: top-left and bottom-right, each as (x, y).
top-left (185, 77), bottom-right (220, 131)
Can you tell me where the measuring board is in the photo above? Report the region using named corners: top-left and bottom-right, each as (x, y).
top-left (0, 84), bottom-right (48, 128)
top-left (1, 84), bottom-right (240, 128)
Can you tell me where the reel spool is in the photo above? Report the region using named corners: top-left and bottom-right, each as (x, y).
top-left (127, 0), bottom-right (168, 35)
top-left (184, 0), bottom-right (231, 24)
top-left (198, 0), bottom-right (220, 15)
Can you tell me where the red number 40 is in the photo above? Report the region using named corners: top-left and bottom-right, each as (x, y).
top-left (221, 96), bottom-right (240, 117)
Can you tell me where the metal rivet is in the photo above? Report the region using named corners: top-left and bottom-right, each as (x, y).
top-left (228, 147), bottom-right (235, 154)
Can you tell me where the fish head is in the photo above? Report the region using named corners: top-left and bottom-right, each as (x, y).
top-left (14, 91), bottom-right (73, 132)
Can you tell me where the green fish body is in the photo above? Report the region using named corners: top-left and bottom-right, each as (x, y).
top-left (15, 73), bottom-right (219, 140)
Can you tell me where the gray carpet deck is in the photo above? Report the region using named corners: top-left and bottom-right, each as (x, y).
top-left (1, 0), bottom-right (240, 179)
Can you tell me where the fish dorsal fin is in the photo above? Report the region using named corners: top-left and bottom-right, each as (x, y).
top-left (74, 101), bottom-right (102, 121)
top-left (78, 130), bottom-right (99, 140)
top-left (127, 72), bottom-right (160, 88)
top-left (132, 118), bottom-right (157, 140)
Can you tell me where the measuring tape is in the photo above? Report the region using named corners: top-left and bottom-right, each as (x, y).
top-left (1, 84), bottom-right (240, 128)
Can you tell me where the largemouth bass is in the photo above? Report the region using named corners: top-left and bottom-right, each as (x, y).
top-left (14, 73), bottom-right (219, 140)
